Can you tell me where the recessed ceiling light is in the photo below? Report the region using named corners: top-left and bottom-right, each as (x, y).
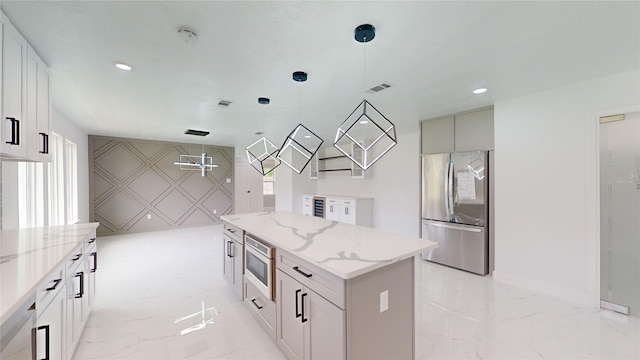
top-left (114, 63), bottom-right (133, 71)
top-left (472, 88), bottom-right (487, 94)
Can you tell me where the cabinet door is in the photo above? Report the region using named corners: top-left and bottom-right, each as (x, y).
top-left (306, 290), bottom-right (346, 360)
top-left (26, 46), bottom-right (51, 161)
top-left (339, 200), bottom-right (356, 225)
top-left (326, 199), bottom-right (340, 221)
top-left (36, 289), bottom-right (65, 360)
top-left (276, 270), bottom-right (305, 360)
top-left (453, 107), bottom-right (494, 151)
top-left (421, 116), bottom-right (453, 155)
top-left (232, 239), bottom-right (243, 297)
top-left (66, 269), bottom-right (85, 358)
top-left (85, 245), bottom-right (98, 313)
top-left (1, 17), bottom-right (27, 158)
top-left (302, 196), bottom-right (312, 216)
top-left (222, 236), bottom-right (234, 284)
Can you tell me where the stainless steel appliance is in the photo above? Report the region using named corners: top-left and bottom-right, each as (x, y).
top-left (245, 233), bottom-right (275, 300)
top-left (421, 151), bottom-right (489, 275)
top-left (0, 294), bottom-right (36, 360)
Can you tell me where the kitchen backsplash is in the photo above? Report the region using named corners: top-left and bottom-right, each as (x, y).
top-left (89, 136), bottom-right (234, 236)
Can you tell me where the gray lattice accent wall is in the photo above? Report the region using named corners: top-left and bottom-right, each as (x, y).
top-left (89, 136), bottom-right (234, 236)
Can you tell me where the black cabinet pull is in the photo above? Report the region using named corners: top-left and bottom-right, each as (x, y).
top-left (75, 272), bottom-right (84, 298)
top-left (301, 293), bottom-right (308, 323)
top-left (91, 252), bottom-right (98, 272)
top-left (88, 237), bottom-right (96, 244)
top-left (227, 228), bottom-right (236, 234)
top-left (37, 325), bottom-right (50, 360)
top-left (293, 266), bottom-right (312, 278)
top-left (38, 132), bottom-right (49, 154)
top-left (251, 298), bottom-right (264, 310)
top-left (295, 289), bottom-right (302, 318)
top-left (71, 253), bottom-right (82, 261)
top-left (5, 117), bottom-right (20, 145)
top-left (45, 279), bottom-right (61, 291)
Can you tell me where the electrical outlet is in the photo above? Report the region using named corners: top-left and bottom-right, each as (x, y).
top-left (213, 209), bottom-right (217, 215)
top-left (146, 214), bottom-right (151, 220)
top-left (380, 290), bottom-right (389, 313)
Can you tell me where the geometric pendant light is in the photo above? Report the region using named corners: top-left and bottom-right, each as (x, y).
top-left (276, 71), bottom-right (324, 174)
top-left (334, 24), bottom-right (397, 171)
top-left (245, 97), bottom-right (281, 176)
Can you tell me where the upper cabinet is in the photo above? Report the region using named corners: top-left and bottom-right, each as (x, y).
top-left (1, 11), bottom-right (51, 162)
top-left (1, 13), bottom-right (28, 159)
top-left (421, 106), bottom-right (494, 154)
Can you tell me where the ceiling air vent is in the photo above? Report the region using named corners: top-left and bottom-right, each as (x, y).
top-left (184, 129), bottom-right (210, 137)
top-left (366, 83), bottom-right (392, 94)
top-left (218, 99), bottom-right (232, 107)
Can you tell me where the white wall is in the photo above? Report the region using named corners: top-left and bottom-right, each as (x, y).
top-left (316, 131), bottom-right (421, 237)
top-left (53, 108), bottom-right (90, 223)
top-left (493, 69), bottom-right (640, 306)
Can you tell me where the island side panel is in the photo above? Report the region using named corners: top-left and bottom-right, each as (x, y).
top-left (346, 257), bottom-right (415, 359)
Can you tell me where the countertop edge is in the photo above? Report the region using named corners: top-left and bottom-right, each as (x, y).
top-left (0, 223), bottom-right (100, 325)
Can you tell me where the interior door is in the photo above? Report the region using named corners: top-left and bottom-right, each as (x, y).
top-left (600, 111), bottom-right (640, 316)
top-left (235, 160), bottom-right (264, 214)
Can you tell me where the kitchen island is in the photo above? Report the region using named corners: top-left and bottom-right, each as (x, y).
top-left (221, 212), bottom-right (437, 360)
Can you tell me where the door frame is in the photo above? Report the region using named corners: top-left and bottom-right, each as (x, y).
top-left (588, 105), bottom-right (640, 308)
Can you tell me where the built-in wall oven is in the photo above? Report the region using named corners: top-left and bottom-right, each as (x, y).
top-left (0, 294), bottom-right (36, 360)
top-left (244, 233), bottom-right (275, 301)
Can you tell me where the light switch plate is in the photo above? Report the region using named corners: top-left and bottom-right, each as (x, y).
top-left (226, 178), bottom-right (231, 183)
top-left (380, 290), bottom-right (389, 313)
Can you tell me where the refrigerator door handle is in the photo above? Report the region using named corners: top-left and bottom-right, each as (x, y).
top-left (447, 159), bottom-right (455, 218)
top-left (425, 221), bottom-right (483, 232)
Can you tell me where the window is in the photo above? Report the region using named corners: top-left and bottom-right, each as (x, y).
top-left (263, 171), bottom-right (274, 195)
top-left (48, 132), bottom-right (65, 226)
top-left (65, 139), bottom-right (78, 224)
top-left (18, 162), bottom-right (45, 228)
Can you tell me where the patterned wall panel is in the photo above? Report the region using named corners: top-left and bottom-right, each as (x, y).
top-left (89, 136), bottom-right (234, 236)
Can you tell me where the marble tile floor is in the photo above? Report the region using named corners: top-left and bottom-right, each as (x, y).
top-left (74, 225), bottom-right (639, 359)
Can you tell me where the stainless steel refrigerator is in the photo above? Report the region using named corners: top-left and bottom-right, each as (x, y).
top-left (421, 151), bottom-right (489, 275)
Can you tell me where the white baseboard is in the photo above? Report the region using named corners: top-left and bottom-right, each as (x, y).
top-left (492, 270), bottom-right (593, 307)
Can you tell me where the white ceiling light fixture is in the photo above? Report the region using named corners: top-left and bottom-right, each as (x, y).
top-left (245, 97), bottom-right (282, 176)
top-left (276, 71), bottom-right (323, 174)
top-left (334, 24), bottom-right (397, 171)
top-left (114, 63), bottom-right (133, 71)
top-left (173, 130), bottom-right (219, 177)
top-left (473, 88), bottom-right (488, 94)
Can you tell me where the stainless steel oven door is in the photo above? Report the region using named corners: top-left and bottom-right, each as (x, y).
top-left (245, 245), bottom-right (274, 300)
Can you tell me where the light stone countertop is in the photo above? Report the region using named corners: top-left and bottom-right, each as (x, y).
top-left (0, 223), bottom-right (100, 324)
top-left (221, 212), bottom-right (438, 279)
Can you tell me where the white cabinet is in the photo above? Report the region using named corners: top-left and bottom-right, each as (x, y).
top-left (324, 197), bottom-right (373, 227)
top-left (308, 154), bottom-right (319, 179)
top-left (65, 245), bottom-right (86, 360)
top-left (1, 11), bottom-right (51, 162)
top-left (26, 46), bottom-right (51, 161)
top-left (222, 222), bottom-right (243, 299)
top-left (421, 107), bottom-right (494, 155)
top-left (36, 287), bottom-right (65, 360)
top-left (276, 270), bottom-right (345, 360)
top-left (35, 264), bottom-right (66, 360)
top-left (1, 13), bottom-right (27, 159)
top-left (84, 235), bottom-right (98, 315)
top-left (302, 195), bottom-right (312, 216)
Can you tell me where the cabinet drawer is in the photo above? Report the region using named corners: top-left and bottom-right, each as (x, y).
top-left (277, 251), bottom-right (345, 309)
top-left (36, 264), bottom-right (65, 313)
top-left (223, 222), bottom-right (242, 242)
top-left (66, 243), bottom-right (84, 272)
top-left (244, 278), bottom-right (276, 341)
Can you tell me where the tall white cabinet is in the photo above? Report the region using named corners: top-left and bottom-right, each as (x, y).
top-left (1, 11), bottom-right (51, 162)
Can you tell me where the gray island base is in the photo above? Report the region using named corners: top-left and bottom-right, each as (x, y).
top-left (221, 211), bottom-right (438, 360)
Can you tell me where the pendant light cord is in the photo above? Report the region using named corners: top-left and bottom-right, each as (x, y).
top-left (363, 36), bottom-right (367, 96)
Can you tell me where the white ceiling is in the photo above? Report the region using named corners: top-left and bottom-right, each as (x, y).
top-left (1, 1), bottom-right (638, 149)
